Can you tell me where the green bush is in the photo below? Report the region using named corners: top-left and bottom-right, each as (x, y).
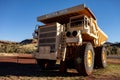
top-left (106, 45), bottom-right (120, 55)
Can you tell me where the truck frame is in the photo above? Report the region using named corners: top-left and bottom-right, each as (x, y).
top-left (33, 4), bottom-right (108, 75)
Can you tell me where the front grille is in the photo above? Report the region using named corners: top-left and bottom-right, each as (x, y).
top-left (39, 25), bottom-right (57, 52)
top-left (40, 26), bottom-right (56, 32)
top-left (40, 32), bottom-right (56, 38)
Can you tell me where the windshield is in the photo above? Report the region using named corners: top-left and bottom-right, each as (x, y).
top-left (70, 20), bottom-right (83, 27)
top-left (70, 17), bottom-right (84, 28)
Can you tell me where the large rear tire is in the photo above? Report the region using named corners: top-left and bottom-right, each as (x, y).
top-left (74, 42), bottom-right (94, 76)
top-left (94, 46), bottom-right (107, 68)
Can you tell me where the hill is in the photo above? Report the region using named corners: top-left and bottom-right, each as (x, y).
top-left (20, 39), bottom-right (37, 45)
top-left (0, 39), bottom-right (37, 54)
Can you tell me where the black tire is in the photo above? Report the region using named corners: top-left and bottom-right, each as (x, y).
top-left (59, 60), bottom-right (67, 73)
top-left (74, 42), bottom-right (94, 76)
top-left (94, 46), bottom-right (107, 68)
top-left (36, 59), bottom-right (46, 70)
top-left (46, 60), bottom-right (56, 70)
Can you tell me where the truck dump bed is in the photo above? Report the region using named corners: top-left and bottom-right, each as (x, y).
top-left (37, 4), bottom-right (108, 46)
top-left (37, 4), bottom-right (96, 24)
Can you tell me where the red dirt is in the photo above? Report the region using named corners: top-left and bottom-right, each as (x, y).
top-left (0, 54), bottom-right (36, 64)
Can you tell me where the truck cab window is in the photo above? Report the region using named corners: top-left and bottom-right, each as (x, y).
top-left (70, 17), bottom-right (84, 28)
top-left (71, 20), bottom-right (83, 27)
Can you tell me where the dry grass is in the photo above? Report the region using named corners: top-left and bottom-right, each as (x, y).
top-left (0, 53), bottom-right (17, 56)
top-left (21, 44), bottom-right (36, 50)
top-left (92, 64), bottom-right (120, 79)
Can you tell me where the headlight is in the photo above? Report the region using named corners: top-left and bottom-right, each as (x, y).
top-left (66, 31), bottom-right (71, 37)
top-left (72, 31), bottom-right (77, 37)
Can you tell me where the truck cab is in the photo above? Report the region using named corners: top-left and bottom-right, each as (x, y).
top-left (66, 14), bottom-right (99, 46)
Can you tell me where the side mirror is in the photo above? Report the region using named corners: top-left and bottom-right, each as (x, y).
top-left (33, 25), bottom-right (39, 39)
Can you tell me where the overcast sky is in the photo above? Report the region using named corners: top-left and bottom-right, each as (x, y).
top-left (0, 0), bottom-right (120, 42)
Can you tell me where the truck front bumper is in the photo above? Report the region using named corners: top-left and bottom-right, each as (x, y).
top-left (33, 52), bottom-right (57, 60)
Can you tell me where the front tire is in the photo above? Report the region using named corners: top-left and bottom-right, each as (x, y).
top-left (37, 59), bottom-right (56, 70)
top-left (36, 59), bottom-right (46, 70)
top-left (59, 60), bottom-right (67, 73)
top-left (74, 42), bottom-right (94, 76)
top-left (46, 60), bottom-right (56, 70)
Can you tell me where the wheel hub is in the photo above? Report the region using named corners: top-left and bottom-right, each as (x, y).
top-left (102, 51), bottom-right (107, 63)
top-left (87, 50), bottom-right (93, 67)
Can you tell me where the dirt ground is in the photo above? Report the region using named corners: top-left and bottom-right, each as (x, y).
top-left (0, 54), bottom-right (120, 80)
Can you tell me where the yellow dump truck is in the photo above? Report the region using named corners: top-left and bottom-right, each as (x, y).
top-left (33, 4), bottom-right (108, 75)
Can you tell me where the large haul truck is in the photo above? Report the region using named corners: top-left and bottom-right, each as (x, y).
top-left (33, 4), bottom-right (108, 75)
